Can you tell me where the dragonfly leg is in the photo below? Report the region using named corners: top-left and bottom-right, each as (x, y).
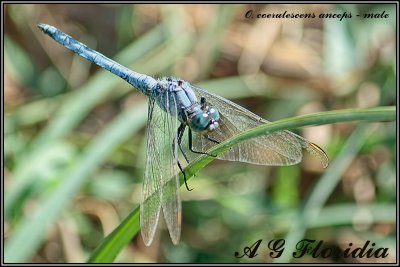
top-left (200, 96), bottom-right (206, 106)
top-left (177, 159), bottom-right (193, 191)
top-left (204, 135), bottom-right (220, 145)
top-left (188, 129), bottom-right (217, 158)
top-left (176, 123), bottom-right (190, 164)
top-left (174, 123), bottom-right (193, 191)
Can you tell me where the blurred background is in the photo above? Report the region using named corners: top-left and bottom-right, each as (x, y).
top-left (4, 3), bottom-right (396, 263)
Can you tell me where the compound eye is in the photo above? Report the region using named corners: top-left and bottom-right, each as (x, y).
top-left (190, 113), bottom-right (210, 131)
top-left (209, 107), bottom-right (220, 121)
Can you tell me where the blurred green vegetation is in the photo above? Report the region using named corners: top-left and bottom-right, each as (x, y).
top-left (4, 3), bottom-right (396, 263)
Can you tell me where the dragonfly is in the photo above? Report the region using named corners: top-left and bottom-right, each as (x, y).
top-left (38, 23), bottom-right (329, 246)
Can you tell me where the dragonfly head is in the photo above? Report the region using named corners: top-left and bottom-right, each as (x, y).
top-left (188, 106), bottom-right (220, 133)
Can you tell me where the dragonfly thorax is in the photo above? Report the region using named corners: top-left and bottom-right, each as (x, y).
top-left (156, 77), bottom-right (220, 133)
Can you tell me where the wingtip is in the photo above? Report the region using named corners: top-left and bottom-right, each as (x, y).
top-left (171, 235), bottom-right (181, 245)
top-left (308, 142), bottom-right (329, 169)
top-left (319, 150), bottom-right (329, 169)
top-left (140, 229), bottom-right (155, 247)
top-left (322, 160), bottom-right (329, 169)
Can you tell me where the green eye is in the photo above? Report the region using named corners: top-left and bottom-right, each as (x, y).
top-left (209, 108), bottom-right (220, 121)
top-left (190, 113), bottom-right (209, 131)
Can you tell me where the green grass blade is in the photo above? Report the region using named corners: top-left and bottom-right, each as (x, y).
top-left (88, 106), bottom-right (395, 263)
top-left (4, 101), bottom-right (148, 263)
top-left (88, 206), bottom-right (141, 263)
top-left (189, 106), bottom-right (395, 173)
top-left (274, 123), bottom-right (385, 263)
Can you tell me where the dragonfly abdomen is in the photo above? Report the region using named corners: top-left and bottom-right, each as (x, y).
top-left (37, 23), bottom-right (157, 96)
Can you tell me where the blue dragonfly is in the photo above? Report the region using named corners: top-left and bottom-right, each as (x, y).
top-left (38, 23), bottom-right (328, 246)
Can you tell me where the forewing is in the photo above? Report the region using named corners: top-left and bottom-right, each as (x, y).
top-left (140, 95), bottom-right (181, 246)
top-left (140, 98), bottom-right (162, 246)
top-left (190, 85), bottom-right (328, 167)
top-left (158, 91), bottom-right (181, 245)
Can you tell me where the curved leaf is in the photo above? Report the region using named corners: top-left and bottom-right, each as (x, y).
top-left (88, 106), bottom-right (395, 263)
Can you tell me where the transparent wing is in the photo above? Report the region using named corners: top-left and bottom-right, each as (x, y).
top-left (190, 85), bottom-right (328, 168)
top-left (140, 98), bottom-right (162, 246)
top-left (158, 91), bottom-right (181, 245)
top-left (140, 95), bottom-right (181, 246)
